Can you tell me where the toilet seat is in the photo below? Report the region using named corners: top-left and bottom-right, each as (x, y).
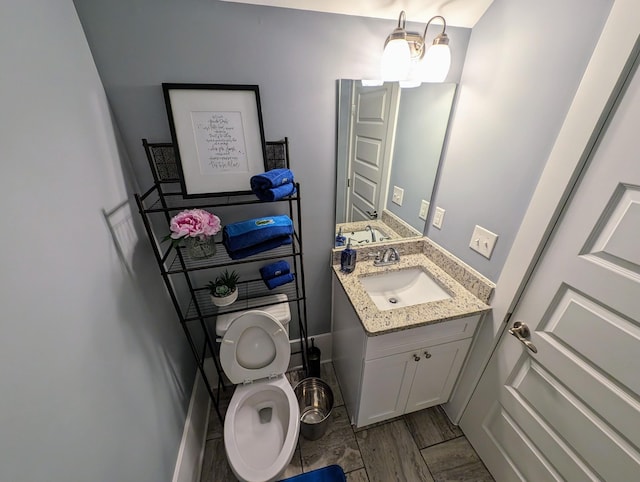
top-left (219, 310), bottom-right (290, 384)
top-left (215, 294), bottom-right (290, 337)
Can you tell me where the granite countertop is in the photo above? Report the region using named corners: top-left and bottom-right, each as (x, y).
top-left (332, 252), bottom-right (491, 336)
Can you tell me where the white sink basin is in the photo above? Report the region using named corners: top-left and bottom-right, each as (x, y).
top-left (359, 268), bottom-right (451, 310)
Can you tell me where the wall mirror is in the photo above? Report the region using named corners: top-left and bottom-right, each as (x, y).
top-left (335, 79), bottom-right (457, 247)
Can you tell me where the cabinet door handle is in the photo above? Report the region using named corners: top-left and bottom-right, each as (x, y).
top-left (424, 351), bottom-right (432, 359)
top-left (413, 354), bottom-right (420, 362)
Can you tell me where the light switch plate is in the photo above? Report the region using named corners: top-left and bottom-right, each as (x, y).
top-left (432, 207), bottom-right (445, 229)
top-left (419, 200), bottom-right (430, 220)
top-left (469, 225), bottom-right (498, 259)
top-left (392, 186), bottom-right (404, 206)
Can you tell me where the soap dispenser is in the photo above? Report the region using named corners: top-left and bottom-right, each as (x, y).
top-left (335, 227), bottom-right (346, 247)
top-left (340, 238), bottom-right (357, 273)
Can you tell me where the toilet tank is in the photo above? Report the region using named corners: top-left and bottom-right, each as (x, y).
top-left (215, 294), bottom-right (291, 337)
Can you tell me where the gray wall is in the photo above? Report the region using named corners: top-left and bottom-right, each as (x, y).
top-left (427, 0), bottom-right (612, 281)
top-left (0, 1), bottom-right (194, 480)
top-left (72, 0), bottom-right (471, 336)
top-left (71, 0), bottom-right (613, 335)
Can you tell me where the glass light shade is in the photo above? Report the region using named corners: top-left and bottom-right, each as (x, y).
top-left (381, 39), bottom-right (411, 81)
top-left (399, 59), bottom-right (421, 88)
top-left (420, 43), bottom-right (451, 82)
top-left (399, 78), bottom-right (422, 88)
top-left (361, 79), bottom-right (384, 87)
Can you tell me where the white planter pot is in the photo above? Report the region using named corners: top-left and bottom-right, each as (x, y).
top-left (211, 289), bottom-right (238, 307)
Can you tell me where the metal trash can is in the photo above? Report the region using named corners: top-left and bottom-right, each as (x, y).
top-left (294, 377), bottom-right (334, 440)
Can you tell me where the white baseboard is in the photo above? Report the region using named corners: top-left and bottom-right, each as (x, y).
top-left (172, 371), bottom-right (211, 482)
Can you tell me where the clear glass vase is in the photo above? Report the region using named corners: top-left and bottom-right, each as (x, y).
top-left (184, 236), bottom-right (216, 259)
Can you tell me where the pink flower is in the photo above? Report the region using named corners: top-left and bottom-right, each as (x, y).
top-left (169, 209), bottom-right (221, 240)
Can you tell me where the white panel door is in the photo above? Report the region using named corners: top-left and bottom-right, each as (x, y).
top-left (461, 56), bottom-right (640, 480)
top-left (346, 82), bottom-right (399, 222)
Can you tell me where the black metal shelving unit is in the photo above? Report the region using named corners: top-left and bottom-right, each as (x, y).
top-left (135, 138), bottom-right (309, 423)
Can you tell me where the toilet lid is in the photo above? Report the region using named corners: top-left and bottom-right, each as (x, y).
top-left (219, 310), bottom-right (290, 384)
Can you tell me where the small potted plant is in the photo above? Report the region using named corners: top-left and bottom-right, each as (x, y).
top-left (207, 269), bottom-right (240, 307)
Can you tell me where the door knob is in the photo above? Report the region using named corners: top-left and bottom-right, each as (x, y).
top-left (509, 321), bottom-right (538, 354)
top-left (413, 354), bottom-right (420, 362)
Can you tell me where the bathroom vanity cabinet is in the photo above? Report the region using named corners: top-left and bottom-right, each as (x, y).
top-left (332, 276), bottom-right (479, 428)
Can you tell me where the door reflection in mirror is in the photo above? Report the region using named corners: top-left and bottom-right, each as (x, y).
top-left (335, 80), bottom-right (457, 238)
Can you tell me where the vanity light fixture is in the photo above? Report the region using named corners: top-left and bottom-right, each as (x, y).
top-left (381, 11), bottom-right (451, 85)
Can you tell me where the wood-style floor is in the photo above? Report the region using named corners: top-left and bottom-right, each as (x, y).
top-left (200, 363), bottom-right (494, 482)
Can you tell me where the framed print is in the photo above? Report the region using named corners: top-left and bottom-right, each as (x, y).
top-left (162, 83), bottom-right (268, 197)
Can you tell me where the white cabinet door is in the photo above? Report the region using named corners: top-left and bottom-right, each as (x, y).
top-left (406, 338), bottom-right (472, 414)
top-left (357, 350), bottom-right (417, 426)
top-left (357, 338), bottom-right (473, 426)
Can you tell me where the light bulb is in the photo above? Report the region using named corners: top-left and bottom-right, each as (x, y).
top-left (381, 38), bottom-right (411, 81)
top-left (421, 43), bottom-right (451, 82)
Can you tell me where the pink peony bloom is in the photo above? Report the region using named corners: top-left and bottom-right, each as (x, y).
top-left (169, 209), bottom-right (221, 239)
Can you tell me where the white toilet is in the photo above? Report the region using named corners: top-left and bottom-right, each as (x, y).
top-left (216, 295), bottom-right (300, 482)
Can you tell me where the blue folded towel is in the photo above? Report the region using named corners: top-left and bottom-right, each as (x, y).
top-left (223, 215), bottom-right (293, 252)
top-left (253, 182), bottom-right (297, 202)
top-left (250, 168), bottom-right (294, 191)
top-left (280, 464), bottom-right (346, 482)
top-left (251, 169), bottom-right (296, 202)
top-left (225, 235), bottom-right (292, 260)
top-left (260, 260), bottom-right (290, 280)
top-left (264, 272), bottom-right (295, 290)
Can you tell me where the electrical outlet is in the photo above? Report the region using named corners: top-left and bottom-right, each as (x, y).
top-left (432, 207), bottom-right (445, 229)
top-left (419, 200), bottom-right (430, 220)
top-left (392, 186), bottom-right (404, 206)
top-left (469, 225), bottom-right (499, 259)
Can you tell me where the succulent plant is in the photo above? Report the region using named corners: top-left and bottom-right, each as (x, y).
top-left (207, 269), bottom-right (240, 297)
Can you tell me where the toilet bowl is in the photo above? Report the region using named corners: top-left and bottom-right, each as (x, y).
top-left (218, 297), bottom-right (299, 482)
top-left (224, 375), bottom-right (299, 482)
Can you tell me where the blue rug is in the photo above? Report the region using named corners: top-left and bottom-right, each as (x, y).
top-left (280, 465), bottom-right (346, 482)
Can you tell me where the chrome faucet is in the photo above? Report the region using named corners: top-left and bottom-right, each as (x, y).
top-left (373, 247), bottom-right (400, 266)
top-left (365, 225), bottom-right (376, 242)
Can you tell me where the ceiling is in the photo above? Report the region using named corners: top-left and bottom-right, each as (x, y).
top-left (220, 0), bottom-right (493, 28)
